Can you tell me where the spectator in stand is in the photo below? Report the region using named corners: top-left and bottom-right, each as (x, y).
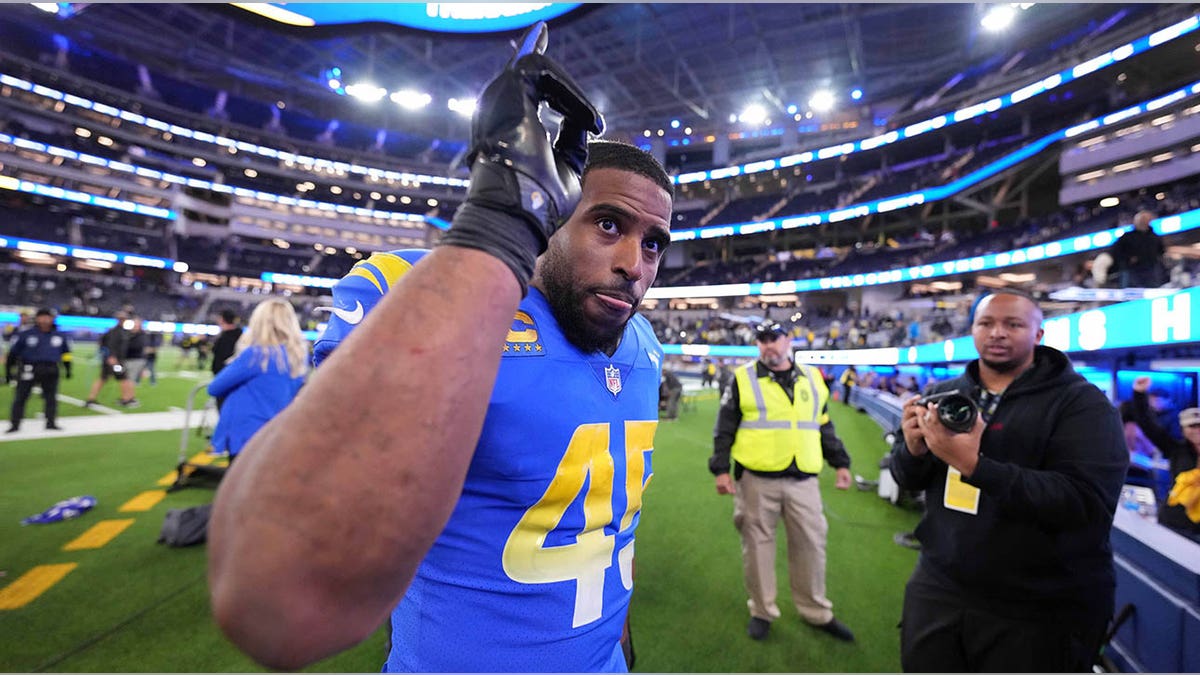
top-left (1111, 210), bottom-right (1165, 288)
top-left (1125, 376), bottom-right (1200, 543)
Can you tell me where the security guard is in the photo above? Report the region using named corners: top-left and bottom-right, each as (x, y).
top-left (708, 320), bottom-right (856, 643)
top-left (8, 308), bottom-right (72, 432)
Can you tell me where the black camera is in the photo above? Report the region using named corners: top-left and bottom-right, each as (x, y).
top-left (916, 389), bottom-right (979, 434)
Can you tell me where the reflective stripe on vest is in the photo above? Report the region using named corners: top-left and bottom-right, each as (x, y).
top-left (730, 362), bottom-right (825, 473)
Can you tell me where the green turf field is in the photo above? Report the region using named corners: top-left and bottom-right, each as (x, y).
top-left (0, 379), bottom-right (921, 672)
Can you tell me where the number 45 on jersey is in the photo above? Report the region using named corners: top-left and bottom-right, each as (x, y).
top-left (502, 421), bottom-right (657, 628)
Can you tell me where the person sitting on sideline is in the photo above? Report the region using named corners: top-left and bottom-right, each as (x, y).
top-left (206, 299), bottom-right (307, 462)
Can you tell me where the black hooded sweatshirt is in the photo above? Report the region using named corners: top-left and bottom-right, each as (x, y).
top-left (889, 345), bottom-right (1128, 621)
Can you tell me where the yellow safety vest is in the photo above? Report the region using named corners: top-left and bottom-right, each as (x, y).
top-left (730, 362), bottom-right (828, 473)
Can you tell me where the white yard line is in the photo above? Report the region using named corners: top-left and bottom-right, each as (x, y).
top-left (0, 409), bottom-right (218, 442)
top-left (56, 394), bottom-right (121, 415)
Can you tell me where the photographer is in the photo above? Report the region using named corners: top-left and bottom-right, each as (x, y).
top-left (887, 289), bottom-right (1127, 672)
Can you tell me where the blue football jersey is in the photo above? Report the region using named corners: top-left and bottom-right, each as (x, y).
top-left (312, 249), bottom-right (428, 367)
top-left (317, 250), bottom-right (664, 672)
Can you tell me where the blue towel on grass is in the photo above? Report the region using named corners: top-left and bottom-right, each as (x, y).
top-left (21, 496), bottom-right (96, 525)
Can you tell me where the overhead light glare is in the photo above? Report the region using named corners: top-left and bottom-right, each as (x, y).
top-left (345, 83), bottom-right (387, 102)
top-left (447, 97), bottom-right (476, 116)
top-left (391, 89), bottom-right (432, 110)
top-left (808, 90), bottom-right (835, 112)
top-left (738, 104), bottom-right (768, 125)
top-left (981, 5), bottom-right (1017, 32)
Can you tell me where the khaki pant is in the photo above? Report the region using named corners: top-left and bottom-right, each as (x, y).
top-left (733, 471), bottom-right (834, 625)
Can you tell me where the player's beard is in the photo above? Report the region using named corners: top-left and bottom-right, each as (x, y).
top-left (538, 245), bottom-right (631, 356)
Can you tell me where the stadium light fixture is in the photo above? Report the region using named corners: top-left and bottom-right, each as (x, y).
top-left (345, 83), bottom-right (387, 102)
top-left (981, 5), bottom-right (1017, 32)
top-left (391, 89), bottom-right (432, 110)
top-left (671, 119), bottom-right (680, 129)
top-left (30, 3), bottom-right (58, 14)
top-left (1100, 196), bottom-right (1120, 208)
top-left (809, 90), bottom-right (835, 112)
top-left (738, 104), bottom-right (768, 125)
top-left (447, 97), bottom-right (476, 116)
top-left (851, 88), bottom-right (863, 101)
top-left (786, 104), bottom-right (798, 115)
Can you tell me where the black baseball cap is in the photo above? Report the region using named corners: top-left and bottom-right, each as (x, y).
top-left (755, 320), bottom-right (787, 341)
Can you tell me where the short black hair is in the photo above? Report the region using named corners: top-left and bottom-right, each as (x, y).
top-left (584, 140), bottom-right (674, 201)
top-left (220, 309), bottom-right (237, 324)
top-left (970, 288), bottom-right (1043, 324)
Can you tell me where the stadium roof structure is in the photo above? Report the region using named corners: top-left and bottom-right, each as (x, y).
top-left (3, 3), bottom-right (1176, 142)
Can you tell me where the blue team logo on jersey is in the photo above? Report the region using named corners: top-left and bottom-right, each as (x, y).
top-left (605, 365), bottom-right (622, 395)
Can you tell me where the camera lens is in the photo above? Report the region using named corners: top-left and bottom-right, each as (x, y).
top-left (937, 394), bottom-right (977, 433)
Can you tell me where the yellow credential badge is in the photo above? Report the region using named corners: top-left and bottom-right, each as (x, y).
top-left (944, 466), bottom-right (980, 515)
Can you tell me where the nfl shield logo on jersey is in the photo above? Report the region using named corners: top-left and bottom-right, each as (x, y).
top-left (605, 365), bottom-right (622, 395)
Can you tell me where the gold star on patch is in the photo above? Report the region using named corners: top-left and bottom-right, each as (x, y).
top-left (524, 344), bottom-right (532, 351)
top-left (535, 344), bottom-right (543, 351)
top-left (503, 344), bottom-right (511, 352)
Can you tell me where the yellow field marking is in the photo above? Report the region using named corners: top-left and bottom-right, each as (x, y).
top-left (156, 455), bottom-right (227, 486)
top-left (188, 451), bottom-right (214, 466)
top-left (119, 490), bottom-right (167, 512)
top-left (0, 563), bottom-right (77, 610)
top-left (62, 519), bottom-right (136, 551)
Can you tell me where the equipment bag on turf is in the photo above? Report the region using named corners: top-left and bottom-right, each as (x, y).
top-left (157, 504), bottom-right (212, 547)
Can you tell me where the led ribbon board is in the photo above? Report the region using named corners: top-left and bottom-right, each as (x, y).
top-left (661, 287), bottom-right (1200, 364)
top-left (0, 312), bottom-right (320, 341)
top-left (237, 3), bottom-right (584, 33)
top-left (647, 208), bottom-right (1200, 299)
top-left (262, 207), bottom-right (1200, 292)
top-left (784, 287), bottom-right (1200, 366)
top-left (0, 234), bottom-right (184, 271)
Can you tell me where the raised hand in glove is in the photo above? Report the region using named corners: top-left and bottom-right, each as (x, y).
top-left (439, 21), bottom-right (605, 294)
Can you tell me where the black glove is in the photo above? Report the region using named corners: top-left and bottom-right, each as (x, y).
top-left (63, 360), bottom-right (72, 380)
top-left (438, 21), bottom-right (605, 294)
